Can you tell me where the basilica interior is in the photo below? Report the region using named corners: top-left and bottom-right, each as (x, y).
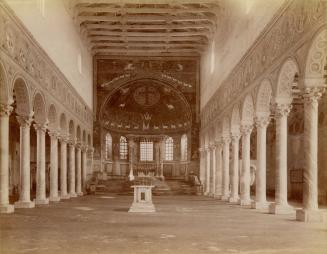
top-left (0, 0), bottom-right (327, 253)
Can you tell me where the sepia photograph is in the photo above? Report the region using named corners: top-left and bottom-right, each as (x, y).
top-left (0, 0), bottom-right (326, 253)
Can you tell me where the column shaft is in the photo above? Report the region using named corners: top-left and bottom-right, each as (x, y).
top-left (82, 148), bottom-right (87, 192)
top-left (15, 116), bottom-right (35, 208)
top-left (76, 145), bottom-right (82, 195)
top-left (0, 105), bottom-right (14, 213)
top-left (240, 125), bottom-right (252, 206)
top-left (60, 137), bottom-right (69, 199)
top-left (205, 148), bottom-right (210, 195)
top-left (214, 143), bottom-right (223, 198)
top-left (222, 138), bottom-right (230, 201)
top-left (210, 146), bottom-right (216, 196)
top-left (252, 117), bottom-right (269, 209)
top-left (68, 142), bottom-right (77, 197)
top-left (229, 134), bottom-right (240, 203)
top-left (49, 132), bottom-right (60, 202)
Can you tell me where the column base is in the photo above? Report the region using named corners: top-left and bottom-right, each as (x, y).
top-left (229, 196), bottom-right (240, 204)
top-left (60, 194), bottom-right (70, 199)
top-left (77, 192), bottom-right (84, 196)
top-left (49, 196), bottom-right (61, 202)
top-left (239, 199), bottom-right (252, 206)
top-left (296, 209), bottom-right (326, 223)
top-left (0, 204), bottom-right (15, 213)
top-left (204, 191), bottom-right (210, 196)
top-left (221, 195), bottom-right (229, 201)
top-left (251, 201), bottom-right (269, 210)
top-left (14, 200), bottom-right (35, 209)
top-left (214, 194), bottom-right (222, 199)
top-left (70, 193), bottom-right (78, 198)
top-left (34, 198), bottom-right (49, 205)
top-left (269, 203), bottom-right (295, 214)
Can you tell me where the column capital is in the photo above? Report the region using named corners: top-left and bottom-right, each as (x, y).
top-left (255, 116), bottom-right (270, 129)
top-left (209, 143), bottom-right (216, 150)
top-left (68, 138), bottom-right (77, 147)
top-left (230, 133), bottom-right (241, 143)
top-left (222, 136), bottom-right (231, 145)
top-left (241, 124), bottom-right (253, 136)
top-left (33, 123), bottom-right (48, 133)
top-left (273, 103), bottom-right (292, 118)
top-left (16, 115), bottom-right (33, 128)
top-left (81, 145), bottom-right (88, 152)
top-left (88, 146), bottom-right (95, 153)
top-left (48, 129), bottom-right (60, 139)
top-left (75, 142), bottom-right (82, 150)
top-left (303, 87), bottom-right (325, 105)
top-left (0, 104), bottom-right (13, 116)
top-left (58, 134), bottom-right (69, 143)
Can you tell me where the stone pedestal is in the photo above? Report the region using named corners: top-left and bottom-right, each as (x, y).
top-left (251, 201), bottom-right (269, 210)
top-left (129, 185), bottom-right (155, 213)
top-left (296, 209), bottom-right (326, 222)
top-left (269, 203), bottom-right (294, 214)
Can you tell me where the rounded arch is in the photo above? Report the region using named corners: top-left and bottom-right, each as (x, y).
top-left (275, 58), bottom-right (299, 101)
top-left (12, 76), bottom-right (31, 116)
top-left (82, 129), bottom-right (86, 143)
top-left (256, 79), bottom-right (272, 115)
top-left (231, 104), bottom-right (241, 133)
top-left (33, 92), bottom-right (47, 124)
top-left (69, 119), bottom-right (75, 139)
top-left (87, 133), bottom-right (91, 146)
top-left (222, 116), bottom-right (230, 136)
top-left (60, 113), bottom-right (67, 133)
top-left (48, 104), bottom-right (58, 130)
top-left (241, 94), bottom-right (254, 124)
top-left (304, 28), bottom-right (327, 86)
top-left (0, 61), bottom-right (11, 104)
top-left (76, 125), bottom-right (81, 142)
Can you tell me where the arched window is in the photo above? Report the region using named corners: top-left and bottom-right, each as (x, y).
top-left (165, 137), bottom-right (173, 161)
top-left (105, 133), bottom-right (112, 160)
top-left (120, 136), bottom-right (128, 160)
top-left (181, 134), bottom-right (188, 161)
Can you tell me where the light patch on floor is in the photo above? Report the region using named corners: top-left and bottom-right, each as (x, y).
top-left (160, 234), bottom-right (176, 239)
top-left (99, 196), bottom-right (116, 199)
top-left (207, 246), bottom-right (221, 252)
top-left (74, 206), bottom-right (94, 211)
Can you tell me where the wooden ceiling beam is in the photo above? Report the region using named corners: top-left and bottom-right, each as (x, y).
top-left (88, 35), bottom-right (208, 42)
top-left (88, 30), bottom-right (209, 37)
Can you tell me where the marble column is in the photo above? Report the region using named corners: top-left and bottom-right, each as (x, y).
top-left (214, 141), bottom-right (223, 199)
top-left (160, 140), bottom-right (165, 179)
top-left (229, 133), bottom-right (240, 203)
top-left (49, 130), bottom-right (60, 202)
top-left (199, 148), bottom-right (206, 190)
top-left (75, 143), bottom-right (83, 196)
top-left (34, 123), bottom-right (49, 205)
top-left (128, 139), bottom-right (135, 181)
top-left (0, 104), bottom-right (14, 213)
top-left (14, 115), bottom-right (35, 208)
top-left (209, 144), bottom-right (216, 197)
top-left (68, 140), bottom-right (77, 197)
top-left (269, 103), bottom-right (293, 214)
top-left (296, 88), bottom-right (325, 222)
top-left (204, 146), bottom-right (210, 195)
top-left (59, 135), bottom-right (70, 199)
top-left (221, 137), bottom-right (231, 201)
top-left (81, 146), bottom-right (87, 192)
top-left (240, 125), bottom-right (252, 206)
top-left (89, 147), bottom-right (94, 178)
top-left (252, 116), bottom-right (270, 210)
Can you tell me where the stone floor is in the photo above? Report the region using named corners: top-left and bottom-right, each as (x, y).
top-left (1, 195), bottom-right (327, 254)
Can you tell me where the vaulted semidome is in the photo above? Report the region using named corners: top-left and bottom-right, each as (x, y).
top-left (100, 79), bottom-right (192, 134)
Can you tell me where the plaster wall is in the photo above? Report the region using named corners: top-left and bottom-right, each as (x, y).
top-left (200, 0), bottom-right (285, 109)
top-left (5, 0), bottom-right (93, 108)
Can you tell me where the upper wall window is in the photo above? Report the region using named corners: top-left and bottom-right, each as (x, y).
top-left (105, 133), bottom-right (112, 160)
top-left (119, 136), bottom-right (128, 160)
top-left (140, 141), bottom-right (153, 161)
top-left (165, 137), bottom-right (173, 161)
top-left (181, 134), bottom-right (188, 161)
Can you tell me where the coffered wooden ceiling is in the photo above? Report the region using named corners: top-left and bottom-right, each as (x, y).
top-left (68, 0), bottom-right (219, 56)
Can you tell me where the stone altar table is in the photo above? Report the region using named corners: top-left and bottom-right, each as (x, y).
top-left (128, 185), bottom-right (155, 213)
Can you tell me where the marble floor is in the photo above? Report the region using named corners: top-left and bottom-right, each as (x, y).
top-left (0, 195), bottom-right (326, 254)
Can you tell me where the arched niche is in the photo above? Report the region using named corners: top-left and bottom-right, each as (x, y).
top-left (48, 104), bottom-right (57, 130)
top-left (12, 77), bottom-right (31, 117)
top-left (33, 92), bottom-right (47, 124)
top-left (241, 94), bottom-right (254, 125)
top-left (256, 79), bottom-right (272, 116)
